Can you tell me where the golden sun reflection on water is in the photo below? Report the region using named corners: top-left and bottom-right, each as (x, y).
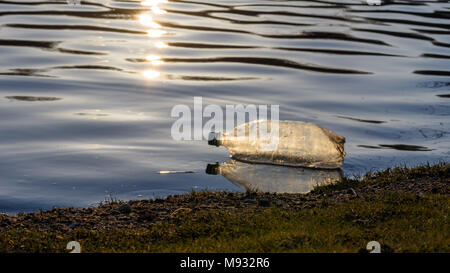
top-left (155, 41), bottom-right (168, 48)
top-left (146, 55), bottom-right (164, 66)
top-left (139, 0), bottom-right (168, 80)
top-left (152, 6), bottom-right (167, 15)
top-left (141, 69), bottom-right (161, 79)
top-left (139, 14), bottom-right (161, 29)
top-left (147, 29), bottom-right (167, 38)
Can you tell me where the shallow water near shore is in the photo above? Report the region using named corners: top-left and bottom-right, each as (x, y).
top-left (0, 0), bottom-right (449, 213)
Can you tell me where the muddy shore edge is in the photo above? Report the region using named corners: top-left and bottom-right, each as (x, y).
top-left (0, 163), bottom-right (448, 253)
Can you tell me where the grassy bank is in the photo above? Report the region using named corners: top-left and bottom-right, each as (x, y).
top-left (0, 163), bottom-right (449, 253)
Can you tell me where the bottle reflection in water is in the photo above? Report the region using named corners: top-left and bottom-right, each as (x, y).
top-left (206, 160), bottom-right (342, 194)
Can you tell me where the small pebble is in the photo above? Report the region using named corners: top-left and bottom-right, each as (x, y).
top-left (69, 221), bottom-right (79, 228)
top-left (258, 199), bottom-right (271, 207)
top-left (118, 204), bottom-right (132, 214)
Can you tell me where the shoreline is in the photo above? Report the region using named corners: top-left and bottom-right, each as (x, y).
top-left (0, 163), bottom-right (448, 252)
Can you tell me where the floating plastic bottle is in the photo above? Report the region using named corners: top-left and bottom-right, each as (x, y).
top-left (206, 160), bottom-right (342, 193)
top-left (208, 120), bottom-right (345, 169)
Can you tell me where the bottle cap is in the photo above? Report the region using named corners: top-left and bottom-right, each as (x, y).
top-left (208, 132), bottom-right (221, 146)
top-left (205, 163), bottom-right (220, 175)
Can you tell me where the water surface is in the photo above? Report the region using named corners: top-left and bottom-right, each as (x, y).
top-left (0, 0), bottom-right (449, 213)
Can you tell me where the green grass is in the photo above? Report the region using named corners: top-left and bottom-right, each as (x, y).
top-left (312, 162), bottom-right (449, 194)
top-left (1, 192), bottom-right (448, 253)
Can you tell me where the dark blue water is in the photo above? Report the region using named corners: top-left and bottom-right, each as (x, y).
top-left (0, 0), bottom-right (449, 213)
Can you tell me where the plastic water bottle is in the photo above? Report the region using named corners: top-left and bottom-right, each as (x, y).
top-left (208, 120), bottom-right (345, 169)
top-left (206, 160), bottom-right (342, 193)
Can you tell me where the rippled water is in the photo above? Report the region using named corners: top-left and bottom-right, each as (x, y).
top-left (0, 0), bottom-right (449, 213)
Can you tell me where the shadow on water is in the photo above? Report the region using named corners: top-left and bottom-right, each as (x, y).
top-left (437, 94), bottom-right (450, 98)
top-left (414, 70), bottom-right (450, 77)
top-left (0, 39), bottom-right (106, 55)
top-left (336, 116), bottom-right (386, 124)
top-left (5, 96), bottom-right (61, 102)
top-left (358, 144), bottom-right (434, 152)
top-left (206, 160), bottom-right (342, 194)
top-left (127, 56), bottom-right (371, 74)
